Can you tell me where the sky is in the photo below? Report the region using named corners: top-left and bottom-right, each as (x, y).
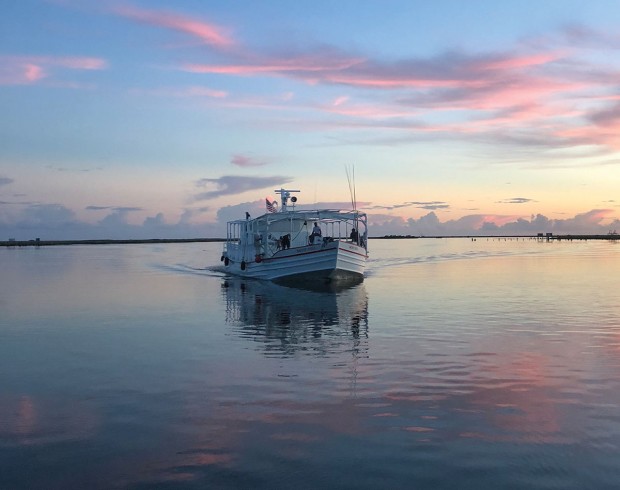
top-left (2, 0), bottom-right (620, 239)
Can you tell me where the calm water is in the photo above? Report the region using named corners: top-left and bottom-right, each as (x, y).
top-left (1, 238), bottom-right (620, 489)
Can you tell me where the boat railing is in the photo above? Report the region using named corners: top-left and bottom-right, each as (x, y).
top-left (224, 210), bottom-right (368, 262)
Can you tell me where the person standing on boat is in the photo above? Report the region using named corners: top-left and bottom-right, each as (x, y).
top-left (310, 222), bottom-right (322, 244)
top-left (350, 227), bottom-right (358, 244)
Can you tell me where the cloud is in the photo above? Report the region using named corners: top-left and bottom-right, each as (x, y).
top-left (177, 207), bottom-right (209, 224)
top-left (86, 206), bottom-right (111, 211)
top-left (365, 204), bottom-right (411, 211)
top-left (149, 12), bottom-right (620, 156)
top-left (87, 3), bottom-right (620, 156)
top-left (0, 55), bottom-right (107, 86)
top-left (497, 197), bottom-right (537, 204)
top-left (86, 206), bottom-right (143, 212)
top-left (589, 102), bottom-right (620, 127)
top-left (96, 207), bottom-right (143, 227)
top-left (2, 199), bottom-right (618, 241)
top-left (558, 24), bottom-right (620, 50)
top-left (0, 177), bottom-right (14, 187)
top-left (299, 201), bottom-right (371, 210)
top-left (318, 51), bottom-right (564, 91)
top-left (133, 85), bottom-right (228, 98)
top-left (182, 48), bottom-right (563, 92)
top-left (364, 200), bottom-right (449, 211)
top-left (418, 204), bottom-right (449, 210)
top-left (368, 208), bottom-right (620, 237)
top-left (23, 204), bottom-right (76, 224)
top-left (408, 201), bottom-right (450, 210)
top-left (39, 3), bottom-right (620, 159)
top-left (231, 155), bottom-right (269, 167)
top-left (47, 165), bottom-right (102, 173)
top-left (113, 4), bottom-right (234, 48)
top-left (216, 200), bottom-right (268, 224)
top-left (183, 49), bottom-right (364, 76)
top-left (194, 175), bottom-right (293, 200)
top-left (0, 203), bottom-right (76, 229)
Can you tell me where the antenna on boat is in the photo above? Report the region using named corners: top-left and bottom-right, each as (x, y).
top-left (345, 165), bottom-right (357, 210)
top-left (353, 166), bottom-right (357, 210)
top-left (275, 188), bottom-right (300, 211)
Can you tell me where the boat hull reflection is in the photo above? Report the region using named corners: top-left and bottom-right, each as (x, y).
top-left (274, 272), bottom-right (364, 292)
top-left (222, 278), bottom-right (369, 356)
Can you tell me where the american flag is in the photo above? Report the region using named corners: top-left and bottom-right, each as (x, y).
top-left (266, 198), bottom-right (277, 213)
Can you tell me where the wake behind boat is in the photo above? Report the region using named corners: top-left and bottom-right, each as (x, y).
top-left (220, 188), bottom-right (368, 283)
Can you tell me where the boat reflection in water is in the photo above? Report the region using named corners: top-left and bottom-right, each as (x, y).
top-left (221, 277), bottom-right (368, 357)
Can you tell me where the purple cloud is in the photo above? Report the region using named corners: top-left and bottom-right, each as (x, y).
top-left (194, 175), bottom-right (293, 200)
top-left (86, 206), bottom-right (143, 212)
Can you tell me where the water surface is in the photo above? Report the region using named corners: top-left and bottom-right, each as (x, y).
top-left (1, 239), bottom-right (619, 489)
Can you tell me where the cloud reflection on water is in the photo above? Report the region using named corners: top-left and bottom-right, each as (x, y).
top-left (2, 241), bottom-right (620, 489)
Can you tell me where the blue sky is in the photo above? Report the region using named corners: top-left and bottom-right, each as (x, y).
top-left (2, 0), bottom-right (620, 239)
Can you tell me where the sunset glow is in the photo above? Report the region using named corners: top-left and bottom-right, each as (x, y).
top-left (1, 1), bottom-right (620, 239)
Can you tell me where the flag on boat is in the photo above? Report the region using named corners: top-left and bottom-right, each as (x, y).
top-left (266, 198), bottom-right (278, 213)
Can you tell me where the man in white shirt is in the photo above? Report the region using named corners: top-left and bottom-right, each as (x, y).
top-left (310, 222), bottom-right (322, 244)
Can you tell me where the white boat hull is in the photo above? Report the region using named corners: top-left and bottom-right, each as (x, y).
top-left (223, 240), bottom-right (366, 283)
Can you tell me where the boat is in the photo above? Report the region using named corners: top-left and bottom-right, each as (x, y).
top-left (220, 188), bottom-right (368, 283)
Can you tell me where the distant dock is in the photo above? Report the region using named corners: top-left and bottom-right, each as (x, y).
top-left (377, 234), bottom-right (619, 241)
top-left (545, 234), bottom-right (619, 241)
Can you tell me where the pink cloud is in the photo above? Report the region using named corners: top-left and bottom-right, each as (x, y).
top-left (181, 48), bottom-right (585, 126)
top-left (321, 75), bottom-right (481, 89)
top-left (183, 55), bottom-right (363, 76)
top-left (448, 79), bottom-right (584, 112)
top-left (473, 52), bottom-right (563, 71)
top-left (477, 214), bottom-right (524, 227)
top-left (113, 5), bottom-right (234, 48)
top-left (247, 50), bottom-right (562, 90)
top-left (312, 51), bottom-right (572, 99)
top-left (551, 103), bottom-right (620, 149)
top-left (332, 96), bottom-right (349, 106)
top-left (113, 11), bottom-right (618, 155)
top-left (231, 155), bottom-right (268, 167)
top-left (24, 64), bottom-right (46, 82)
top-left (555, 125), bottom-right (620, 150)
top-left (134, 86), bottom-right (228, 98)
top-left (0, 55), bottom-right (107, 86)
top-left (184, 53), bottom-right (570, 129)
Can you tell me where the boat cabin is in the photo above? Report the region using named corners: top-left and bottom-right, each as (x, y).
top-left (225, 209), bottom-right (367, 263)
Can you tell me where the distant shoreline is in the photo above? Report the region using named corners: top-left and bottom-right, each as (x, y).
top-left (1, 234), bottom-right (618, 247)
top-left (0, 238), bottom-right (226, 247)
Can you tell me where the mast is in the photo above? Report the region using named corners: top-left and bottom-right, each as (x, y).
top-left (275, 188), bottom-right (300, 211)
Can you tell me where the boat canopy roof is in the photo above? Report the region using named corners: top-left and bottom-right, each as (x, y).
top-left (228, 208), bottom-right (366, 226)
